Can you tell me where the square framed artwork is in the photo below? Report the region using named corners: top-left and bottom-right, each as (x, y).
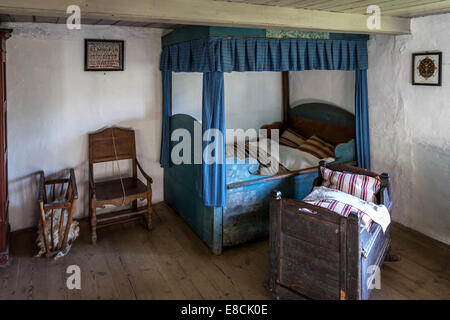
top-left (412, 52), bottom-right (442, 86)
top-left (85, 39), bottom-right (124, 71)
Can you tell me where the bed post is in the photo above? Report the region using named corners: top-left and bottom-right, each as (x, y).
top-left (268, 190), bottom-right (282, 297)
top-left (344, 213), bottom-right (360, 300)
top-left (211, 207), bottom-right (223, 255)
top-left (380, 172), bottom-right (400, 262)
top-left (282, 71), bottom-right (290, 129)
top-left (169, 73), bottom-right (173, 115)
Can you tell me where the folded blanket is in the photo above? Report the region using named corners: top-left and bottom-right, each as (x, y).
top-left (303, 186), bottom-right (391, 232)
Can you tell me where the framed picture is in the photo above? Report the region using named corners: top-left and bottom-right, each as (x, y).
top-left (412, 52), bottom-right (442, 86)
top-left (85, 39), bottom-right (124, 71)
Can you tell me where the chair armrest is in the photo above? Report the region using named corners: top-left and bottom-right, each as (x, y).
top-left (136, 160), bottom-right (153, 184)
top-left (69, 168), bottom-right (78, 200)
top-left (37, 170), bottom-right (45, 203)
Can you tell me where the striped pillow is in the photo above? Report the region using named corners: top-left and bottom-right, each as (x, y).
top-left (298, 135), bottom-right (334, 159)
top-left (320, 167), bottom-right (381, 204)
top-left (280, 128), bottom-right (306, 148)
top-left (303, 199), bottom-right (373, 231)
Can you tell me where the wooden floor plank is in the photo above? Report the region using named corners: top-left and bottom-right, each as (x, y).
top-left (156, 205), bottom-right (241, 299)
top-left (1, 203), bottom-right (449, 300)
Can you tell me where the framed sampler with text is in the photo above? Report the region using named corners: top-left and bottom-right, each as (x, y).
top-left (85, 39), bottom-right (124, 71)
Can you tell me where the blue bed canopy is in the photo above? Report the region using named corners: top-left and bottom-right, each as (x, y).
top-left (160, 26), bottom-right (371, 207)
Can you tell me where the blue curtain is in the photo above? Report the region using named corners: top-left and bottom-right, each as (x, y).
top-left (160, 38), bottom-right (368, 72)
top-left (160, 71), bottom-right (171, 168)
top-left (202, 72), bottom-right (226, 207)
top-left (355, 69), bottom-right (371, 169)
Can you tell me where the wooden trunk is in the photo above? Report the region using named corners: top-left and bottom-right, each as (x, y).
top-left (268, 163), bottom-right (393, 300)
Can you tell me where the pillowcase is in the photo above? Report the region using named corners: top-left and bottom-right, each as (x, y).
top-left (320, 166), bottom-right (381, 204)
top-left (298, 135), bottom-right (334, 159)
top-left (280, 128), bottom-right (306, 148)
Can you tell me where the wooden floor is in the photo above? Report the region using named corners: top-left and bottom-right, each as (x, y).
top-left (1, 202), bottom-right (449, 300)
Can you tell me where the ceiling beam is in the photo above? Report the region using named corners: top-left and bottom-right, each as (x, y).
top-left (0, 0), bottom-right (410, 34)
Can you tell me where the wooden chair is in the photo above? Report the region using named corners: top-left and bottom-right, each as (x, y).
top-left (89, 127), bottom-right (153, 244)
top-left (38, 168), bottom-right (78, 254)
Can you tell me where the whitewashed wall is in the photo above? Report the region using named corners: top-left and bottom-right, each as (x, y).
top-left (172, 72), bottom-right (283, 130)
top-left (368, 13), bottom-right (450, 244)
top-left (289, 70), bottom-right (355, 114)
top-left (172, 71), bottom-right (355, 129)
top-left (6, 23), bottom-right (164, 231)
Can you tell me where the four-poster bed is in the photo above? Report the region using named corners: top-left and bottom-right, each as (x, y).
top-left (159, 26), bottom-right (371, 254)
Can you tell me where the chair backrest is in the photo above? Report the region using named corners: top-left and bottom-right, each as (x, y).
top-left (89, 127), bottom-right (136, 164)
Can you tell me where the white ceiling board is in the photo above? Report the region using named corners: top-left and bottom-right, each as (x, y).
top-left (0, 0), bottom-right (410, 34)
top-left (216, 0), bottom-right (450, 17)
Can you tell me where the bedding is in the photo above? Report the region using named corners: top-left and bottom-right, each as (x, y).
top-left (303, 186), bottom-right (391, 232)
top-left (320, 166), bottom-right (381, 203)
top-left (277, 144), bottom-right (334, 172)
top-left (280, 128), bottom-right (306, 147)
top-left (226, 138), bottom-right (334, 176)
top-left (298, 135), bottom-right (335, 159)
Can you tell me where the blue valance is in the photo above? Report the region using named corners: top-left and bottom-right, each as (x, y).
top-left (160, 37), bottom-right (368, 72)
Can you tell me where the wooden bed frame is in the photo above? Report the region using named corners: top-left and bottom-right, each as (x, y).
top-left (164, 72), bottom-right (359, 254)
top-left (268, 162), bottom-right (394, 300)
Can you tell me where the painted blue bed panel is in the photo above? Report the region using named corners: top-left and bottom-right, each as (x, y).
top-left (223, 178), bottom-right (293, 246)
top-left (164, 167), bottom-right (214, 246)
top-left (165, 163), bottom-right (318, 251)
top-left (290, 103), bottom-right (355, 128)
top-left (292, 172), bottom-right (320, 200)
top-left (335, 139), bottom-right (356, 164)
top-left (226, 160), bottom-right (260, 184)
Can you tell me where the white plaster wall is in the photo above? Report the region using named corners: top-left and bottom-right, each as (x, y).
top-left (289, 70), bottom-right (355, 114)
top-left (172, 70), bottom-right (354, 134)
top-left (5, 23), bottom-right (164, 231)
top-left (172, 72), bottom-right (283, 130)
top-left (368, 13), bottom-right (450, 244)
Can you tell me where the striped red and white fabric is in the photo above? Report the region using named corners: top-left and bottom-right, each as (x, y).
top-left (303, 199), bottom-right (373, 231)
top-left (279, 128), bottom-right (306, 148)
top-left (320, 167), bottom-right (381, 204)
top-left (297, 135), bottom-right (334, 159)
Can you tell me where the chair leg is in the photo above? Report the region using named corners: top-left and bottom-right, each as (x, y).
top-left (90, 201), bottom-right (97, 245)
top-left (146, 185), bottom-right (153, 231)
